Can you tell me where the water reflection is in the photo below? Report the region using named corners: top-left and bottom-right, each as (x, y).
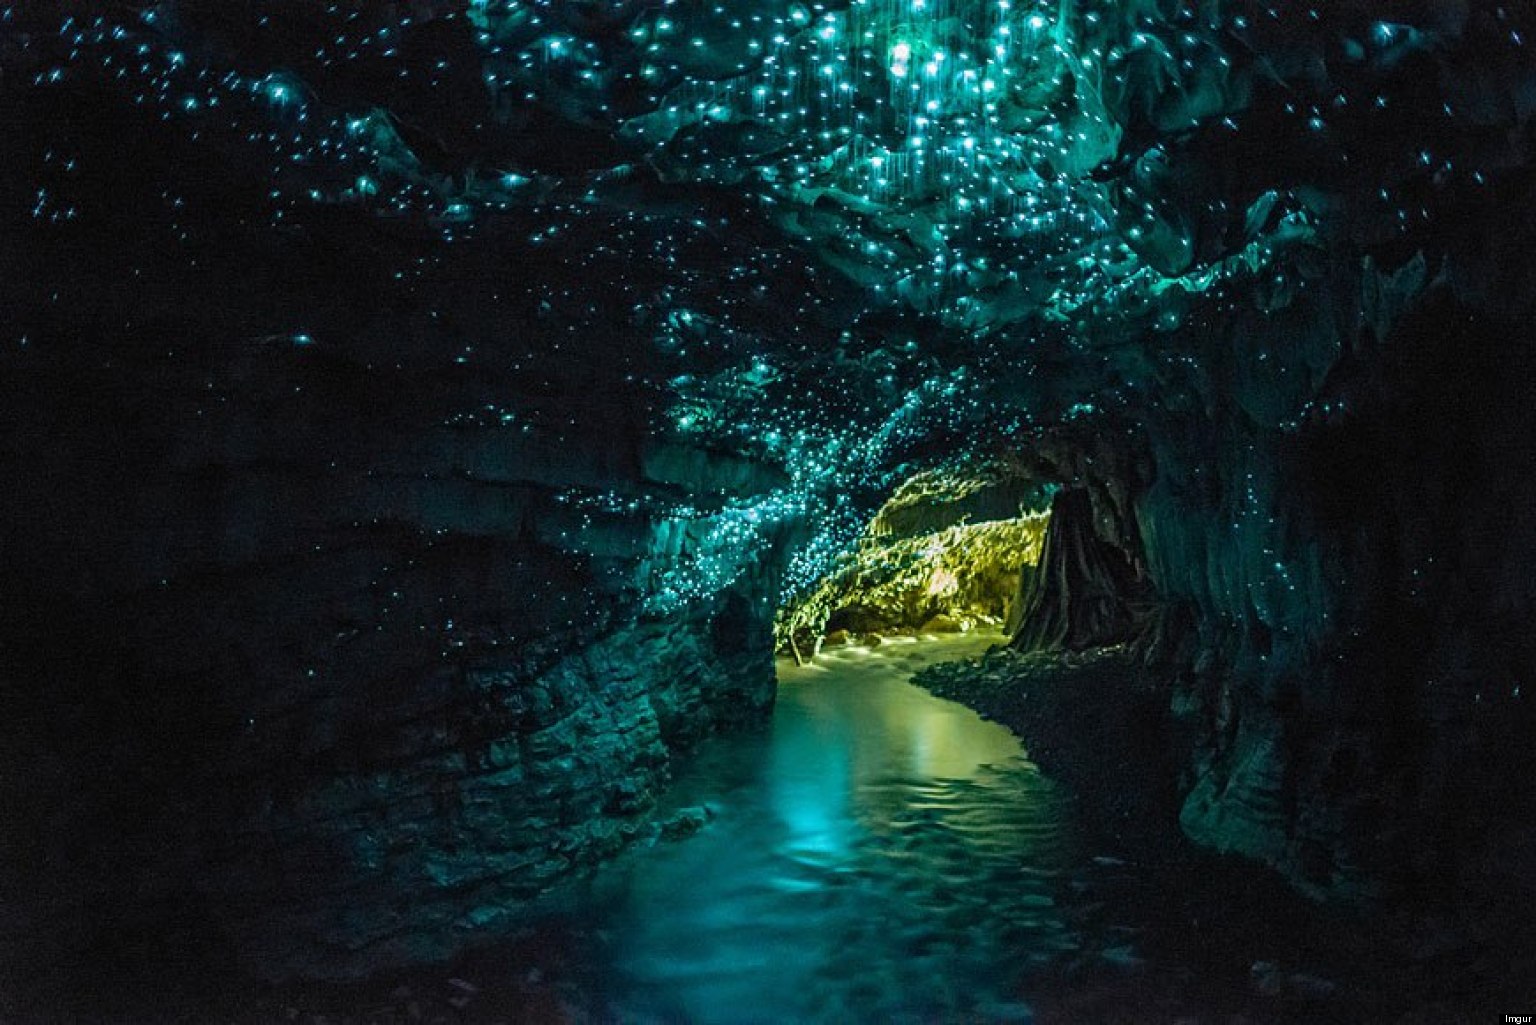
top-left (572, 633), bottom-right (1076, 1023)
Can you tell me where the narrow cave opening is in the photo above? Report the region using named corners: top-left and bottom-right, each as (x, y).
top-left (774, 466), bottom-right (1054, 664)
top-left (775, 460), bottom-right (1158, 667)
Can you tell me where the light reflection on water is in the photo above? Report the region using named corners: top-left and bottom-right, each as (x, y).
top-left (571, 633), bottom-right (1076, 1024)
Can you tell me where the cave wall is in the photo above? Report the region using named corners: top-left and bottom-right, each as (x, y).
top-left (1130, 277), bottom-right (1536, 899)
top-left (1009, 486), bottom-right (1145, 653)
top-left (1010, 246), bottom-right (1536, 903)
top-left (964, 2), bottom-right (1536, 901)
top-left (1010, 250), bottom-right (1536, 899)
top-left (0, 360), bottom-right (789, 981)
top-left (0, 245), bottom-right (795, 982)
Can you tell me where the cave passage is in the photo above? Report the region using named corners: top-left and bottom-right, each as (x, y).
top-left (6, 0), bottom-right (1536, 1017)
top-left (776, 469), bottom-right (1054, 661)
top-left (547, 632), bottom-right (1075, 1022)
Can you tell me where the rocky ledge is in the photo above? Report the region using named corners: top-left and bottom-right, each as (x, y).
top-left (913, 646), bottom-right (1536, 1022)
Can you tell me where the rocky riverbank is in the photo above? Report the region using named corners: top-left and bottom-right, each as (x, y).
top-left (916, 645), bottom-right (1182, 856)
top-left (912, 645), bottom-right (1527, 1024)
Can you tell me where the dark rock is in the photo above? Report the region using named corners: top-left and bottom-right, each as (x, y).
top-left (659, 806), bottom-right (711, 840)
top-left (1011, 488), bottom-right (1145, 653)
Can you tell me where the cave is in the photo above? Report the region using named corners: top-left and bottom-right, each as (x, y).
top-left (3, 1), bottom-right (1536, 1021)
top-left (775, 466), bottom-right (1055, 660)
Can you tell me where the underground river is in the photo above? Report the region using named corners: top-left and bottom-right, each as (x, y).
top-left (547, 631), bottom-right (1080, 1022)
top-left (56, 633), bottom-right (1469, 1023)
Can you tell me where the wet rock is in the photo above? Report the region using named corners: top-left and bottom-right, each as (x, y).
top-left (778, 475), bottom-right (1049, 653)
top-left (658, 806), bottom-right (711, 840)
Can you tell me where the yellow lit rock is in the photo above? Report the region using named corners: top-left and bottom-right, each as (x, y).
top-left (776, 470), bottom-right (1049, 659)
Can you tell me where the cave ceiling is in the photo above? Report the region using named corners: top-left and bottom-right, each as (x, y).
top-left (8, 0), bottom-right (1531, 603)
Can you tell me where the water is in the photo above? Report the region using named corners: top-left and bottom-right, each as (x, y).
top-left (564, 633), bottom-right (1078, 1024)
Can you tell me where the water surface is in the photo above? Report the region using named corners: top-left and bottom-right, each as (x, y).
top-left (564, 633), bottom-right (1078, 1023)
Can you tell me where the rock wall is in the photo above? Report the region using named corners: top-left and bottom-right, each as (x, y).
top-left (1009, 487), bottom-right (1146, 653)
top-left (1013, 254), bottom-right (1536, 900)
top-left (1136, 280), bottom-right (1536, 900)
top-left (0, 287), bottom-right (791, 982)
top-left (960, 2), bottom-right (1536, 903)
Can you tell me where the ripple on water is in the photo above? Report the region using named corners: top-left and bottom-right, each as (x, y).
top-left (572, 634), bottom-right (1078, 1023)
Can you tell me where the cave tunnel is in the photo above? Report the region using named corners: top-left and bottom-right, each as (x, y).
top-left (774, 465), bottom-right (1058, 662)
top-left (4, 1), bottom-right (1536, 1021)
top-left (774, 457), bottom-right (1152, 663)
